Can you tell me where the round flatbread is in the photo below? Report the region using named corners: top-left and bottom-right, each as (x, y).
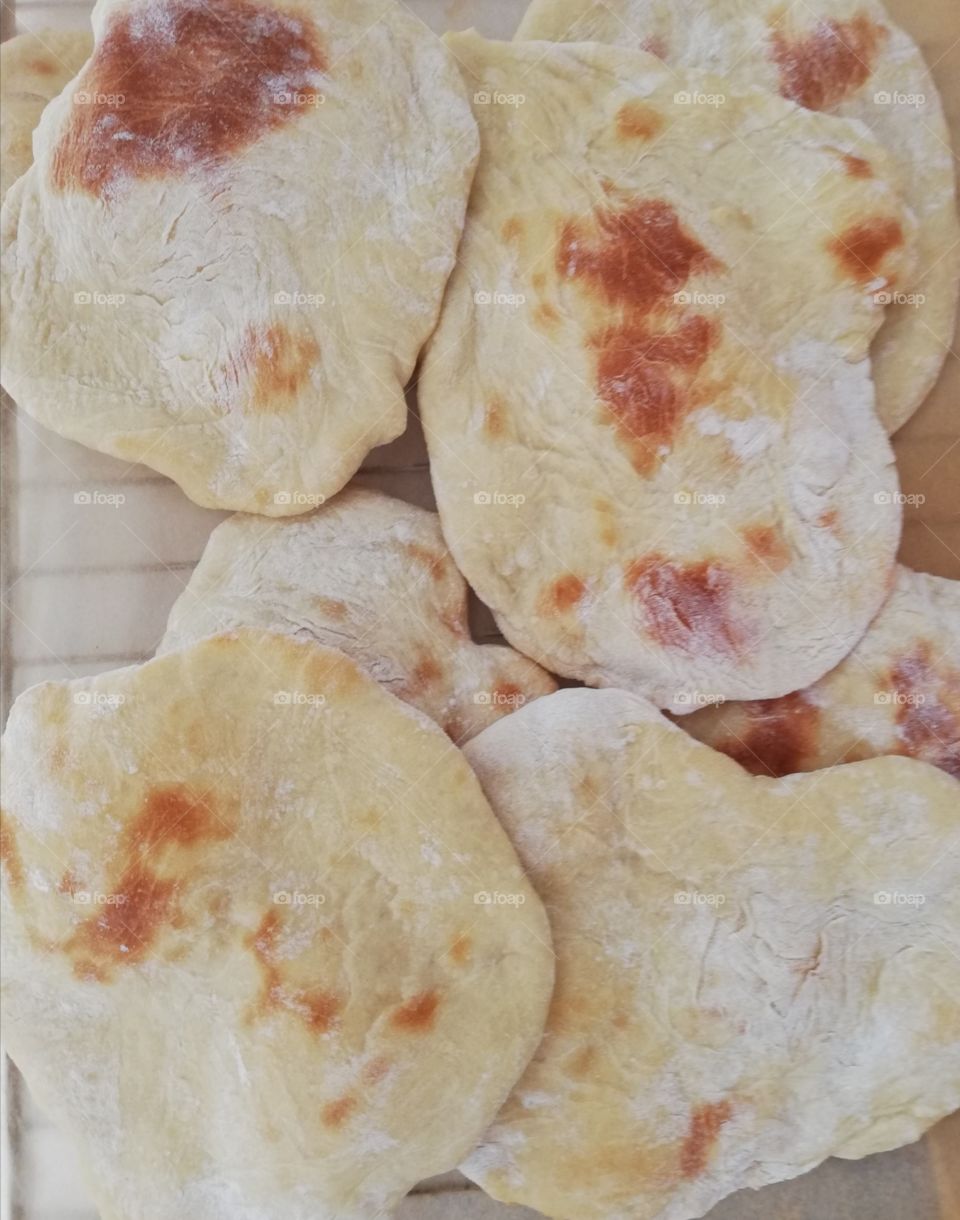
top-left (681, 564), bottom-right (960, 778)
top-left (159, 488), bottom-right (557, 742)
top-left (0, 0), bottom-right (478, 514)
top-left (0, 631), bottom-right (554, 1219)
top-left (421, 33), bottom-right (907, 712)
top-left (462, 687), bottom-right (960, 1220)
top-left (517, 0), bottom-right (960, 433)
top-left (0, 30), bottom-right (93, 199)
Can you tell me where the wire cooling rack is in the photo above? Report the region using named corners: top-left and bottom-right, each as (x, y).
top-left (1, 0), bottom-right (958, 1217)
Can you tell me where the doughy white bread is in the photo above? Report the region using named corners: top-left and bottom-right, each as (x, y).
top-left (421, 33), bottom-right (907, 712)
top-left (160, 488), bottom-right (557, 741)
top-left (0, 0), bottom-right (478, 513)
top-left (462, 686), bottom-right (960, 1220)
top-left (517, 0), bottom-right (960, 433)
top-left (0, 30), bottom-right (93, 199)
top-left (0, 632), bottom-right (555, 1220)
top-left (681, 565), bottom-right (960, 778)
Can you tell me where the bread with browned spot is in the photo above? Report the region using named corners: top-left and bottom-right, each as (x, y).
top-left (0, 30), bottom-right (93, 200)
top-left (421, 33), bottom-right (908, 712)
top-left (517, 0), bottom-right (960, 433)
top-left (0, 632), bottom-right (554, 1219)
top-left (682, 565), bottom-right (960, 778)
top-left (462, 686), bottom-right (960, 1220)
top-left (159, 488), bottom-right (557, 742)
top-left (0, 0), bottom-right (478, 514)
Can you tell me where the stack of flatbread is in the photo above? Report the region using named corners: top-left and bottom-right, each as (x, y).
top-left (1, 2), bottom-right (958, 1218)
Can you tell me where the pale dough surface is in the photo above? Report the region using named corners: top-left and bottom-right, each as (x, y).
top-left (0, 0), bottom-right (478, 513)
top-left (463, 686), bottom-right (960, 1220)
top-left (421, 33), bottom-right (908, 712)
top-left (681, 565), bottom-right (960, 779)
top-left (160, 488), bottom-right (557, 742)
top-left (0, 632), bottom-right (555, 1220)
top-left (517, 0), bottom-right (960, 433)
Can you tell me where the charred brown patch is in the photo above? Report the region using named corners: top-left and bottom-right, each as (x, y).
top-left (28, 57), bottom-right (58, 77)
top-left (558, 199), bottom-right (719, 312)
top-left (889, 643), bottom-right (960, 779)
top-left (60, 785), bottom-right (230, 980)
top-left (641, 35), bottom-right (669, 59)
top-left (595, 315), bottom-right (716, 471)
top-left (770, 14), bottom-right (884, 111)
top-left (57, 870), bottom-right (84, 897)
top-left (533, 302), bottom-right (562, 330)
top-left (247, 909), bottom-right (342, 1035)
top-left (493, 681), bottom-right (524, 706)
top-left (841, 153), bottom-right (873, 178)
top-left (543, 574), bottom-right (587, 614)
top-left (322, 1094), bottom-right (357, 1127)
top-left (409, 656), bottom-right (443, 693)
top-left (52, 0), bottom-right (327, 197)
top-left (817, 508), bottom-right (839, 530)
top-left (449, 933), bottom-right (472, 966)
top-left (741, 524), bottom-right (791, 572)
top-left (314, 595), bottom-right (348, 621)
top-left (484, 396), bottom-right (506, 437)
top-left (719, 691), bottom-right (821, 777)
top-left (236, 324), bottom-right (320, 411)
top-left (829, 218), bottom-right (904, 284)
top-left (405, 542), bottom-right (446, 580)
top-left (362, 1055), bottom-right (391, 1086)
top-left (501, 217), bottom-right (523, 242)
top-left (616, 101), bottom-right (664, 141)
top-left (390, 989), bottom-right (440, 1032)
top-left (0, 812), bottom-right (25, 894)
top-left (625, 554), bottom-right (742, 656)
top-left (680, 1101), bottom-right (733, 1178)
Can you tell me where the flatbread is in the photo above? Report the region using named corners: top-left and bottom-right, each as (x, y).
top-left (0, 631), bottom-right (554, 1219)
top-left (462, 686), bottom-right (960, 1220)
top-left (681, 564), bottom-right (960, 778)
top-left (0, 0), bottom-right (478, 514)
top-left (159, 488), bottom-right (557, 742)
top-left (421, 33), bottom-right (908, 713)
top-left (0, 30), bottom-right (93, 199)
top-left (518, 0), bottom-right (960, 434)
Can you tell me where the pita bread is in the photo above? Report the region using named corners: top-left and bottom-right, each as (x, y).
top-left (462, 686), bottom-right (960, 1220)
top-left (0, 30), bottom-right (93, 200)
top-left (0, 631), bottom-right (554, 1219)
top-left (681, 564), bottom-right (960, 779)
top-left (518, 0), bottom-right (960, 434)
top-left (0, 0), bottom-right (478, 514)
top-left (421, 33), bottom-right (907, 713)
top-left (159, 488), bottom-right (557, 742)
